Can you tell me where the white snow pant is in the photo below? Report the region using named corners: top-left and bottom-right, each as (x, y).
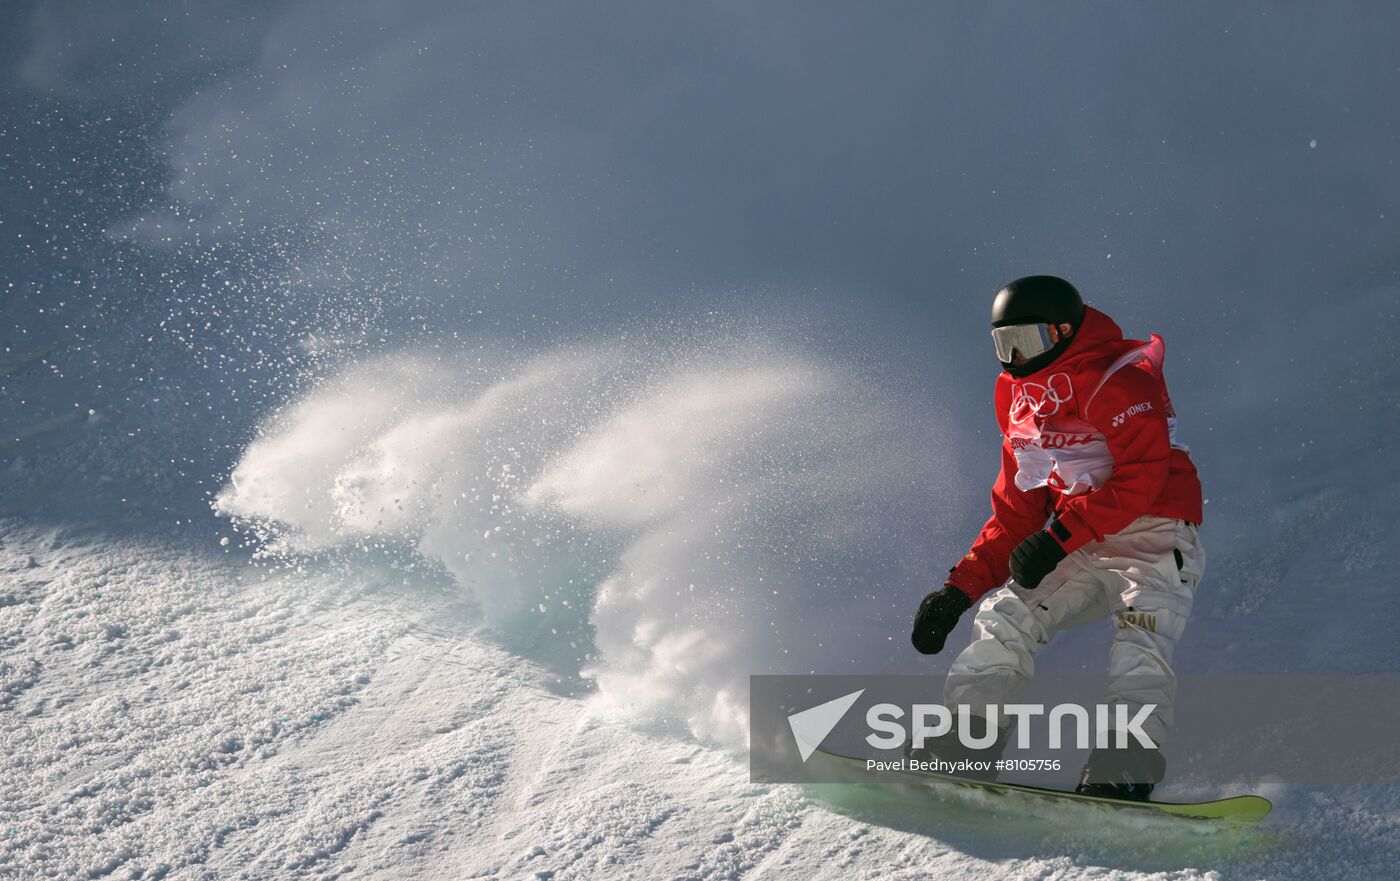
top-left (945, 516), bottom-right (1205, 748)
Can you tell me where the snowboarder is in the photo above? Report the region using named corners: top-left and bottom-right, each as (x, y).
top-left (910, 275), bottom-right (1204, 801)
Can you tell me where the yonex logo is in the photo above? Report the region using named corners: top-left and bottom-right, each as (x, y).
top-left (1111, 401), bottom-right (1153, 427)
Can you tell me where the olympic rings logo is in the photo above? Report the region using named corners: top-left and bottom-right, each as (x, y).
top-left (1009, 373), bottom-right (1074, 421)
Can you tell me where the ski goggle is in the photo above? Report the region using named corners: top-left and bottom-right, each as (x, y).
top-left (991, 323), bottom-right (1056, 363)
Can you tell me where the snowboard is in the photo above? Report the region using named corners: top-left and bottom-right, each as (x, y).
top-left (809, 745), bottom-right (1272, 824)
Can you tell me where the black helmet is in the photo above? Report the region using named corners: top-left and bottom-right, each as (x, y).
top-left (990, 275), bottom-right (1085, 377)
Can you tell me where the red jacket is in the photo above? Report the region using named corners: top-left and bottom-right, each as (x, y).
top-left (947, 306), bottom-right (1202, 600)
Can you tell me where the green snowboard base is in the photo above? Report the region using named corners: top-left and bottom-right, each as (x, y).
top-left (809, 746), bottom-right (1272, 824)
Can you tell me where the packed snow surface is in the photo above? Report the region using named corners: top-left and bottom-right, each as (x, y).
top-left (4, 521), bottom-right (1399, 880)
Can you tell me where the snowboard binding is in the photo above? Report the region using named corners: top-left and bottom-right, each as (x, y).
top-left (1073, 738), bottom-right (1166, 802)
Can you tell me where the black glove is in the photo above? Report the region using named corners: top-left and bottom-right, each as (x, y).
top-left (911, 584), bottom-right (973, 655)
top-left (1008, 530), bottom-right (1068, 589)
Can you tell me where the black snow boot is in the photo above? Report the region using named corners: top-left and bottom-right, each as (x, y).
top-left (1074, 739), bottom-right (1166, 802)
top-left (903, 714), bottom-right (1010, 782)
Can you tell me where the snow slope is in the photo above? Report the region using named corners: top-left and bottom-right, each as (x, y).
top-left (3, 518), bottom-right (1399, 880)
